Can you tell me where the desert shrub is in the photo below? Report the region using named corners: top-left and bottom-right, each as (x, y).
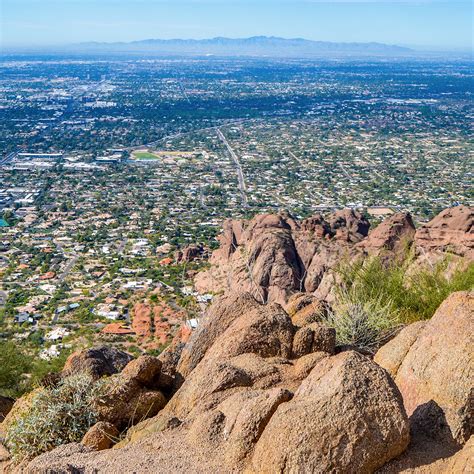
top-left (336, 254), bottom-right (474, 323)
top-left (324, 288), bottom-right (400, 352)
top-left (327, 254), bottom-right (474, 350)
top-left (5, 373), bottom-right (105, 463)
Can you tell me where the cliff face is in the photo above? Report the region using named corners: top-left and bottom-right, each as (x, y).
top-left (196, 206), bottom-right (473, 305)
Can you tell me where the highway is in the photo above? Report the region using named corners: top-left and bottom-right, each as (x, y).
top-left (217, 128), bottom-right (249, 207)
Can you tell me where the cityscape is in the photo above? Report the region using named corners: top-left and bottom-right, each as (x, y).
top-left (0, 55), bottom-right (472, 364)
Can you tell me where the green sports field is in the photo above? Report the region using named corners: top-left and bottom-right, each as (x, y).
top-left (131, 151), bottom-right (160, 160)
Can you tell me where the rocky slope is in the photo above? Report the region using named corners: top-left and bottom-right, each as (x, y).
top-left (0, 205), bottom-right (472, 473)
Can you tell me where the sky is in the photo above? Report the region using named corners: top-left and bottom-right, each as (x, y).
top-left (1, 0), bottom-right (472, 51)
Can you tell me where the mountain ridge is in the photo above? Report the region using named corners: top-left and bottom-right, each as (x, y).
top-left (74, 35), bottom-right (413, 57)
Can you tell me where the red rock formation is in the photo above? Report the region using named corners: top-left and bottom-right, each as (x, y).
top-left (132, 303), bottom-right (152, 339)
top-left (361, 212), bottom-right (416, 254)
top-left (415, 205), bottom-right (473, 258)
top-left (195, 207), bottom-right (473, 306)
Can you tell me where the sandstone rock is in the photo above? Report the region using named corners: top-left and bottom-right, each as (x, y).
top-left (284, 292), bottom-right (324, 327)
top-left (62, 346), bottom-right (133, 380)
top-left (81, 422), bottom-right (119, 451)
top-left (362, 212), bottom-right (415, 254)
top-left (327, 208), bottom-right (370, 242)
top-left (157, 342), bottom-right (185, 390)
top-left (250, 351), bottom-right (410, 473)
top-left (391, 291), bottom-right (473, 444)
top-left (374, 321), bottom-right (427, 378)
top-left (202, 301), bottom-right (294, 363)
top-left (121, 355), bottom-right (162, 387)
top-left (175, 244), bottom-right (207, 263)
top-left (202, 387), bottom-right (293, 465)
top-left (131, 303), bottom-right (153, 339)
top-left (0, 396), bottom-right (14, 422)
top-left (415, 205), bottom-right (474, 258)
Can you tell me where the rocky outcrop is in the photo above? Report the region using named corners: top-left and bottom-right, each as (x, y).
top-left (24, 293), bottom-right (410, 473)
top-left (175, 244), bottom-right (207, 263)
top-left (374, 321), bottom-right (427, 378)
top-left (176, 292), bottom-right (261, 379)
top-left (195, 206), bottom-right (473, 306)
top-left (194, 209), bottom-right (370, 305)
top-left (415, 205), bottom-right (473, 258)
top-left (62, 346), bottom-right (133, 380)
top-left (249, 351), bottom-right (409, 473)
top-left (376, 291), bottom-right (473, 445)
top-left (97, 355), bottom-right (167, 430)
top-left (361, 212), bottom-right (415, 255)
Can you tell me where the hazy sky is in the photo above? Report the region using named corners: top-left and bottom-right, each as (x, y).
top-left (1, 0), bottom-right (472, 50)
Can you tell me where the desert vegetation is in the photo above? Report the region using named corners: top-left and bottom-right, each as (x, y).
top-left (327, 253), bottom-right (474, 351)
top-left (5, 373), bottom-right (105, 463)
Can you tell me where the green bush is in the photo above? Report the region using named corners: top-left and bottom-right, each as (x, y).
top-left (326, 254), bottom-right (474, 351)
top-left (5, 373), bottom-right (105, 463)
top-left (337, 254), bottom-right (474, 323)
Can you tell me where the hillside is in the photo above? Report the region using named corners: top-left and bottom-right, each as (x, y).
top-left (0, 206), bottom-right (473, 473)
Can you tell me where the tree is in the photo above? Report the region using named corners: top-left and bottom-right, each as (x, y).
top-left (0, 341), bottom-right (31, 398)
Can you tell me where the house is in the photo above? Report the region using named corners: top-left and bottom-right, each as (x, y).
top-left (45, 327), bottom-right (70, 341)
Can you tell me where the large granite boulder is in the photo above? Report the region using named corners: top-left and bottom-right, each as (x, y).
top-left (249, 351), bottom-right (410, 473)
top-left (62, 346), bottom-right (133, 380)
top-left (376, 291), bottom-right (473, 444)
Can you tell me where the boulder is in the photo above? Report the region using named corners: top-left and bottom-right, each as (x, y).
top-left (284, 293), bottom-right (324, 327)
top-left (386, 291), bottom-right (473, 444)
top-left (0, 396), bottom-right (14, 422)
top-left (81, 422), bottom-right (119, 451)
top-left (362, 212), bottom-right (415, 254)
top-left (201, 302), bottom-right (294, 363)
top-left (175, 244), bottom-right (206, 263)
top-left (62, 346), bottom-right (133, 380)
top-left (374, 321), bottom-right (427, 378)
top-left (327, 208), bottom-right (370, 242)
top-left (250, 351), bottom-right (410, 473)
top-left (176, 292), bottom-right (261, 379)
top-left (292, 323), bottom-right (335, 358)
top-left (415, 205), bottom-right (474, 258)
top-left (97, 376), bottom-right (167, 430)
top-left (121, 355), bottom-right (162, 387)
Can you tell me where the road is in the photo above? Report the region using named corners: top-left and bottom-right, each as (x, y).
top-left (57, 254), bottom-right (79, 284)
top-left (0, 150), bottom-right (18, 165)
top-left (118, 237), bottom-right (128, 254)
top-left (217, 128), bottom-right (249, 207)
top-left (0, 290), bottom-right (7, 307)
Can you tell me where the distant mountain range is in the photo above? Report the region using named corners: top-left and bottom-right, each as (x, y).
top-left (74, 36), bottom-right (413, 57)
